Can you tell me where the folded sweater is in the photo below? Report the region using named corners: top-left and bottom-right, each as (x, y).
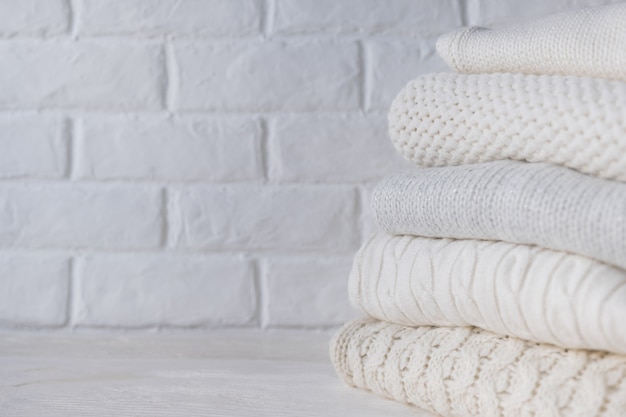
top-left (373, 161), bottom-right (626, 270)
top-left (436, 3), bottom-right (626, 82)
top-left (350, 233), bottom-right (626, 355)
top-left (331, 319), bottom-right (626, 417)
top-left (388, 72), bottom-right (626, 182)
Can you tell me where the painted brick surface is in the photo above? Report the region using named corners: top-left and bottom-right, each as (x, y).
top-left (0, 115), bottom-right (68, 178)
top-left (0, 41), bottom-right (164, 110)
top-left (77, 116), bottom-right (262, 181)
top-left (264, 257), bottom-right (358, 327)
top-left (467, 0), bottom-right (623, 26)
top-left (77, 0), bottom-right (262, 37)
top-left (172, 40), bottom-right (360, 111)
top-left (0, 254), bottom-right (69, 326)
top-left (268, 114), bottom-right (409, 183)
top-left (0, 0), bottom-right (69, 36)
top-left (74, 255), bottom-right (257, 327)
top-left (0, 185), bottom-right (162, 249)
top-left (168, 185), bottom-right (360, 252)
top-left (271, 0), bottom-right (462, 36)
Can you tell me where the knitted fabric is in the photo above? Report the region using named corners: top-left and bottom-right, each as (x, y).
top-left (331, 318), bottom-right (626, 417)
top-left (436, 3), bottom-right (626, 81)
top-left (372, 161), bottom-right (626, 270)
top-left (350, 233), bottom-right (626, 355)
top-left (387, 72), bottom-right (626, 182)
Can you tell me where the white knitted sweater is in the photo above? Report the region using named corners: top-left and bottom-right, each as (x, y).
top-left (331, 319), bottom-right (626, 417)
top-left (436, 3), bottom-right (626, 82)
top-left (373, 161), bottom-right (626, 270)
top-left (388, 72), bottom-right (626, 182)
top-left (350, 233), bottom-right (626, 355)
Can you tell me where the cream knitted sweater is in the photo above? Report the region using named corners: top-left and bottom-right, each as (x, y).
top-left (331, 319), bottom-right (626, 417)
top-left (436, 3), bottom-right (626, 82)
top-left (373, 161), bottom-right (626, 270)
top-left (350, 233), bottom-right (626, 355)
top-left (388, 72), bottom-right (626, 182)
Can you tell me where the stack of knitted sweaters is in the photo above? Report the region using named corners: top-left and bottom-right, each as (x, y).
top-left (330, 4), bottom-right (626, 417)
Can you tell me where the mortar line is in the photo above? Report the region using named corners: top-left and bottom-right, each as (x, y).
top-left (63, 117), bottom-right (73, 179)
top-left (355, 185), bottom-right (366, 245)
top-left (357, 40), bottom-right (367, 112)
top-left (459, 0), bottom-right (469, 26)
top-left (67, 117), bottom-right (79, 180)
top-left (68, 0), bottom-right (79, 39)
top-left (256, 258), bottom-right (269, 329)
top-left (0, 247), bottom-right (359, 259)
top-left (164, 37), bottom-right (179, 112)
top-left (160, 187), bottom-right (170, 248)
top-left (259, 117), bottom-right (270, 182)
top-left (65, 257), bottom-right (76, 329)
top-left (250, 258), bottom-right (262, 329)
top-left (262, 0), bottom-right (274, 38)
top-left (0, 109), bottom-right (379, 117)
top-left (0, 176), bottom-right (368, 188)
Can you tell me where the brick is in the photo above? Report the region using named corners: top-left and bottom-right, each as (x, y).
top-left (271, 0), bottom-right (462, 36)
top-left (0, 254), bottom-right (68, 327)
top-left (0, 0), bottom-right (69, 36)
top-left (366, 39), bottom-right (448, 111)
top-left (467, 0), bottom-right (567, 26)
top-left (77, 116), bottom-right (262, 181)
top-left (465, 0), bottom-right (623, 26)
top-left (77, 0), bottom-right (261, 37)
top-left (269, 114), bottom-right (410, 183)
top-left (74, 254), bottom-right (256, 327)
top-left (264, 257), bottom-right (357, 327)
top-left (173, 40), bottom-right (359, 111)
top-left (0, 185), bottom-right (162, 249)
top-left (0, 41), bottom-right (164, 110)
top-left (0, 115), bottom-right (67, 179)
top-left (168, 185), bottom-right (359, 252)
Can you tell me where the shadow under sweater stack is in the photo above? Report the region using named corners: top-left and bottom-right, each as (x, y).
top-left (330, 4), bottom-right (626, 417)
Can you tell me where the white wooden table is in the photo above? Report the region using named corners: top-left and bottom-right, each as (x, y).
top-left (0, 331), bottom-right (436, 416)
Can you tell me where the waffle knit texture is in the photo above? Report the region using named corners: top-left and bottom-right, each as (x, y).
top-left (387, 72), bottom-right (626, 182)
top-left (436, 3), bottom-right (626, 82)
top-left (350, 233), bottom-right (626, 355)
top-left (331, 318), bottom-right (626, 417)
top-left (373, 161), bottom-right (626, 270)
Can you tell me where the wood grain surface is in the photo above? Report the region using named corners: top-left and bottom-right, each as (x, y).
top-left (0, 331), bottom-right (436, 416)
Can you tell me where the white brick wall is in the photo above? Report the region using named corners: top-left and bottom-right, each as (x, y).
top-left (0, 41), bottom-right (165, 109)
top-left (0, 0), bottom-right (619, 332)
top-left (74, 254), bottom-right (257, 328)
top-left (0, 115), bottom-right (68, 178)
top-left (0, 254), bottom-right (69, 326)
top-left (167, 185), bottom-right (359, 251)
top-left (268, 114), bottom-right (406, 183)
top-left (76, 116), bottom-right (263, 181)
top-left (172, 40), bottom-right (361, 111)
top-left (77, 0), bottom-right (262, 37)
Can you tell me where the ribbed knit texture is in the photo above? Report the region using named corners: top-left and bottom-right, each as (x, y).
top-left (436, 3), bottom-right (626, 81)
top-left (388, 72), bottom-right (626, 182)
top-left (350, 233), bottom-right (626, 355)
top-left (373, 161), bottom-right (626, 270)
top-left (331, 318), bottom-right (626, 417)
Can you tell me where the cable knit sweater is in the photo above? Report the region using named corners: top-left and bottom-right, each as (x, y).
top-left (436, 3), bottom-right (626, 82)
top-left (373, 161), bottom-right (626, 270)
top-left (331, 319), bottom-right (626, 417)
top-left (388, 72), bottom-right (626, 182)
top-left (350, 233), bottom-right (626, 355)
